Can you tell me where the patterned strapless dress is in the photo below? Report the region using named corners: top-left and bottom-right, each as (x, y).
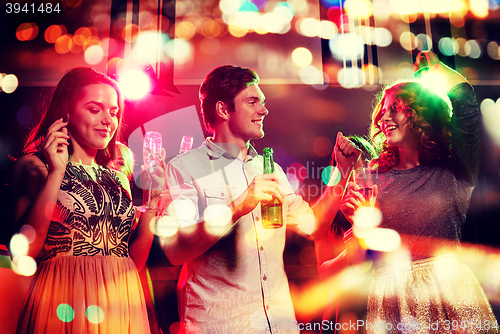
top-left (17, 162), bottom-right (151, 334)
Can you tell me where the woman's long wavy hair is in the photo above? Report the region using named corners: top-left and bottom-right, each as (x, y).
top-left (23, 67), bottom-right (124, 166)
top-left (369, 81), bottom-right (452, 171)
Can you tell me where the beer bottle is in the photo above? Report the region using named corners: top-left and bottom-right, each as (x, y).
top-left (261, 147), bottom-right (283, 229)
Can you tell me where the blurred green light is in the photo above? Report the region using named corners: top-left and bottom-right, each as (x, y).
top-left (438, 37), bottom-right (457, 56)
top-left (239, 1), bottom-right (259, 12)
top-left (276, 2), bottom-right (295, 15)
top-left (322, 165), bottom-right (341, 185)
top-left (57, 304), bottom-right (75, 323)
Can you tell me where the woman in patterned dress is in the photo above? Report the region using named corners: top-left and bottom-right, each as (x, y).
top-left (11, 67), bottom-right (161, 333)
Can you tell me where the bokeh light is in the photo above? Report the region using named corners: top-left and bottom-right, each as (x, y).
top-left (287, 162), bottom-right (307, 182)
top-left (239, 0), bottom-right (259, 13)
top-left (16, 23), bottom-right (39, 41)
top-left (390, 0), bottom-right (421, 15)
top-left (166, 199), bottom-right (197, 228)
top-left (415, 33), bottom-right (432, 51)
top-left (75, 27), bottom-right (93, 41)
top-left (201, 19), bottom-right (224, 38)
top-left (299, 66), bottom-right (323, 85)
top-left (364, 228), bottom-right (401, 252)
top-left (455, 37), bottom-right (468, 57)
top-left (17, 106), bottom-right (33, 126)
top-left (55, 35), bottom-right (73, 54)
top-left (312, 136), bottom-right (333, 157)
top-left (65, 0), bottom-right (83, 8)
top-left (297, 18), bottom-right (319, 37)
top-left (57, 304), bottom-right (75, 323)
top-left (44, 25), bottom-right (66, 43)
top-left (20, 224), bottom-right (36, 243)
top-left (329, 33), bottom-right (365, 61)
top-left (438, 37), bottom-right (459, 56)
top-left (2, 74), bottom-right (19, 94)
top-left (83, 36), bottom-right (101, 51)
top-left (12, 256), bottom-right (37, 276)
top-left (372, 27), bottom-right (392, 47)
top-left (117, 69), bottom-right (151, 100)
top-left (84, 45), bottom-right (104, 65)
top-left (312, 72), bottom-right (330, 90)
top-left (123, 24), bottom-right (140, 43)
top-left (175, 21), bottom-right (196, 40)
top-left (344, 0), bottom-right (373, 19)
top-left (480, 98), bottom-right (500, 146)
top-left (86, 305), bottom-right (104, 324)
top-left (465, 39), bottom-right (482, 59)
top-left (317, 20), bottom-right (338, 39)
top-left (422, 0), bottom-right (466, 13)
top-left (399, 31), bottom-right (417, 51)
top-left (291, 47), bottom-right (313, 67)
top-left (154, 215), bottom-right (179, 239)
top-left (260, 12), bottom-right (285, 33)
top-left (470, 0), bottom-right (489, 18)
top-left (228, 23), bottom-right (249, 37)
top-left (274, 2), bottom-right (295, 22)
top-left (10, 233), bottom-right (29, 257)
top-left (352, 206), bottom-right (382, 229)
top-left (487, 41), bottom-right (500, 60)
top-left (165, 39), bottom-right (194, 65)
top-left (321, 165), bottom-right (340, 186)
top-left (203, 204), bottom-right (232, 236)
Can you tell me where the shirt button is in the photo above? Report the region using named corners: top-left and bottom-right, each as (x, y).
top-left (259, 245), bottom-right (264, 251)
top-left (256, 216), bottom-right (260, 221)
top-left (266, 305), bottom-right (270, 310)
top-left (263, 275), bottom-right (267, 281)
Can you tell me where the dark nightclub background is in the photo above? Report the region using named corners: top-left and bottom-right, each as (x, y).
top-left (1, 0), bottom-right (500, 333)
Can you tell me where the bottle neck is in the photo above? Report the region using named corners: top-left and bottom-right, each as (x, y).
top-left (263, 154), bottom-right (274, 174)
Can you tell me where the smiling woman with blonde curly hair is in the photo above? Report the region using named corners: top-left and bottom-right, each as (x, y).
top-left (341, 51), bottom-right (498, 333)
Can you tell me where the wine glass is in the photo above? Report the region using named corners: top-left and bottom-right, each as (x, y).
top-left (353, 167), bottom-right (374, 205)
top-left (137, 131), bottom-right (162, 212)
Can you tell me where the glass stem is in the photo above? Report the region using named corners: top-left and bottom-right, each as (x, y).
top-left (147, 179), bottom-right (152, 207)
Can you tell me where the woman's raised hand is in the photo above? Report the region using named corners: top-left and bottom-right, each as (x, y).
top-left (340, 182), bottom-right (378, 224)
top-left (413, 50), bottom-right (467, 89)
top-left (43, 118), bottom-right (70, 174)
top-left (334, 132), bottom-right (361, 172)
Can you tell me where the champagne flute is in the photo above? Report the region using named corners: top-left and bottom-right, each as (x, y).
top-left (179, 135), bottom-right (193, 154)
top-left (137, 131), bottom-right (162, 212)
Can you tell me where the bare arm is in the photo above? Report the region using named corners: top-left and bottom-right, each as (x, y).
top-left (128, 157), bottom-right (176, 271)
top-left (13, 119), bottom-right (69, 258)
top-left (309, 132), bottom-right (361, 240)
top-left (314, 225), bottom-right (350, 279)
